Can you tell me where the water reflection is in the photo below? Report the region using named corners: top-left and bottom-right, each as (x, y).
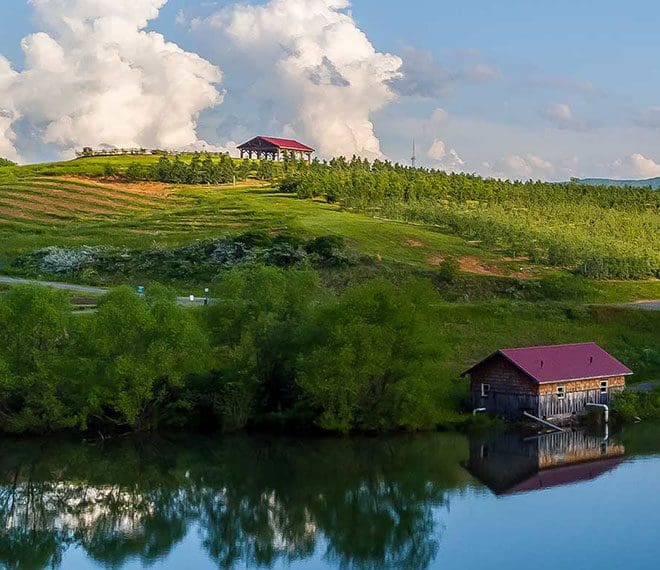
top-left (464, 430), bottom-right (625, 495)
top-left (0, 434), bottom-right (471, 569)
top-left (0, 427), bottom-right (655, 569)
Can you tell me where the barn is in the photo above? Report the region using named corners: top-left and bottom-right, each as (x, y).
top-left (462, 342), bottom-right (632, 421)
top-left (237, 136), bottom-right (315, 163)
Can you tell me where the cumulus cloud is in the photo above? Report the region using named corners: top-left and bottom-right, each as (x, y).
top-left (0, 0), bottom-right (223, 160)
top-left (193, 0), bottom-right (402, 159)
top-left (612, 153), bottom-right (660, 178)
top-left (427, 138), bottom-right (465, 172)
top-left (542, 103), bottom-right (587, 131)
top-left (0, 56), bottom-right (19, 161)
top-left (489, 154), bottom-right (554, 180)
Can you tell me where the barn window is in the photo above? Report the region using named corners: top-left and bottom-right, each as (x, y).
top-left (481, 383), bottom-right (491, 397)
top-left (557, 386), bottom-right (566, 400)
top-left (600, 380), bottom-right (609, 394)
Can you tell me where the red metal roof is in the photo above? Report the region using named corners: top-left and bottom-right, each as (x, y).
top-left (238, 136), bottom-right (315, 152)
top-left (464, 342), bottom-right (633, 384)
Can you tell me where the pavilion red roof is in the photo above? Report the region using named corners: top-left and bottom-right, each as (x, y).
top-left (464, 342), bottom-right (633, 384)
top-left (238, 136), bottom-right (315, 152)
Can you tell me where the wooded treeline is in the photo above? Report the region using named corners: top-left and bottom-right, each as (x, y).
top-left (0, 271), bottom-right (459, 435)
top-left (281, 157), bottom-right (660, 279)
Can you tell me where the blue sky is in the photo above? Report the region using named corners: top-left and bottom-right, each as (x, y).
top-left (1, 0), bottom-right (659, 180)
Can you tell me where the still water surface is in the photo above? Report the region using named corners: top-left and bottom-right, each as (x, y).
top-left (1, 424), bottom-right (659, 570)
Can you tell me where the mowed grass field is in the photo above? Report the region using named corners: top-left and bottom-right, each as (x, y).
top-left (0, 164), bottom-right (506, 270)
top-left (0, 156), bottom-right (659, 302)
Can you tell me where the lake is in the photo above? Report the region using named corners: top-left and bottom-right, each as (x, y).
top-left (1, 424), bottom-right (659, 570)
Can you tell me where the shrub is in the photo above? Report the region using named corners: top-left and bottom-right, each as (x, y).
top-left (612, 389), bottom-right (660, 423)
top-left (237, 230), bottom-right (273, 248)
top-left (20, 246), bottom-right (103, 275)
top-left (0, 157), bottom-right (16, 167)
top-left (437, 258), bottom-right (461, 283)
top-left (538, 274), bottom-right (596, 302)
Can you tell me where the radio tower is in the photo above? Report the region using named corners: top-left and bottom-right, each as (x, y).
top-left (411, 139), bottom-right (417, 169)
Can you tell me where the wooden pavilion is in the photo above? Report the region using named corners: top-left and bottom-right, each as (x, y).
top-left (237, 136), bottom-right (315, 163)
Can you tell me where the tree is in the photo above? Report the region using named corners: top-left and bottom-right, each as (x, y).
top-left (297, 279), bottom-right (452, 432)
top-left (203, 267), bottom-right (321, 426)
top-left (82, 285), bottom-right (210, 429)
top-left (0, 286), bottom-right (87, 432)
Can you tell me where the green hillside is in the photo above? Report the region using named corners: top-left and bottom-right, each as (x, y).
top-left (0, 154), bottom-right (658, 302)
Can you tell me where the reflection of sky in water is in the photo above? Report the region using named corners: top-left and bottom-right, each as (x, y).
top-left (53, 455), bottom-right (660, 570)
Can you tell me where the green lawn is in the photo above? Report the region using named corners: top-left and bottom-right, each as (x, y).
top-left (436, 301), bottom-right (659, 383)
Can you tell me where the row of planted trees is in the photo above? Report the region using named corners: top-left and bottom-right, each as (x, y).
top-left (0, 268), bottom-right (460, 435)
top-left (281, 157), bottom-right (660, 279)
top-left (119, 152), bottom-right (312, 184)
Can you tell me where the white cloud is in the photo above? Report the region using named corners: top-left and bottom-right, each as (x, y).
top-left (430, 107), bottom-right (448, 124)
top-left (0, 56), bottom-right (20, 161)
top-left (193, 0), bottom-right (402, 159)
top-left (0, 0), bottom-right (223, 160)
top-left (542, 103), bottom-right (587, 131)
top-left (465, 62), bottom-right (502, 82)
top-left (427, 138), bottom-right (465, 172)
top-left (612, 153), bottom-right (660, 178)
top-left (490, 153), bottom-right (554, 180)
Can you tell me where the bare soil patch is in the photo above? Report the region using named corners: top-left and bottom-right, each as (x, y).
top-left (405, 238), bottom-right (424, 248)
top-left (58, 176), bottom-right (172, 198)
top-left (459, 256), bottom-right (533, 279)
top-left (427, 255), bottom-right (445, 266)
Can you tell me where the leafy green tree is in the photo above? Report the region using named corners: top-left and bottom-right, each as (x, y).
top-left (204, 267), bottom-right (321, 425)
top-left (82, 285), bottom-right (211, 429)
top-left (0, 286), bottom-right (88, 432)
top-left (297, 279), bottom-right (452, 432)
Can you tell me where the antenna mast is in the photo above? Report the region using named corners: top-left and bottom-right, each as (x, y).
top-left (411, 139), bottom-right (417, 169)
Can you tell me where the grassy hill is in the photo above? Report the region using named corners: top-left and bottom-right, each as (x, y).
top-left (0, 155), bottom-right (658, 306)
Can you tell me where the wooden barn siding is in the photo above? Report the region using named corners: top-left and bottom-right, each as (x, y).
top-left (539, 387), bottom-right (624, 419)
top-left (469, 355), bottom-right (538, 415)
top-left (470, 357), bottom-right (537, 394)
top-left (538, 376), bottom-right (626, 395)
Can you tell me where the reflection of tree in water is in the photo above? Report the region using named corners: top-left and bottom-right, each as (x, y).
top-left (0, 434), bottom-right (470, 569)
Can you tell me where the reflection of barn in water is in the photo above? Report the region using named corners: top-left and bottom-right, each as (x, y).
top-left (465, 430), bottom-right (625, 495)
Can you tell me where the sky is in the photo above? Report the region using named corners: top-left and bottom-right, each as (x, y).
top-left (1, 0), bottom-right (659, 181)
